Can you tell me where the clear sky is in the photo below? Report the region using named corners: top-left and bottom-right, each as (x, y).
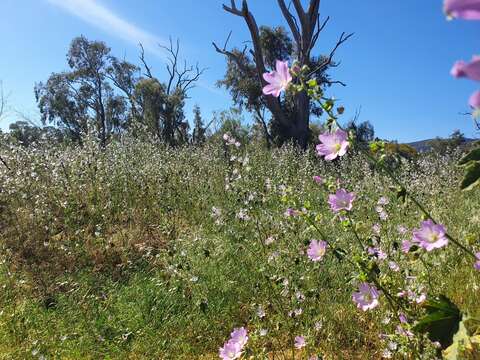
top-left (0, 0), bottom-right (479, 142)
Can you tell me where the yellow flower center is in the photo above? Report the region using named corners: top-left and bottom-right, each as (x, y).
top-left (429, 233), bottom-right (439, 243)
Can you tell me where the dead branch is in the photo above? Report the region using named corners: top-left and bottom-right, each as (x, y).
top-left (138, 43), bottom-right (153, 79)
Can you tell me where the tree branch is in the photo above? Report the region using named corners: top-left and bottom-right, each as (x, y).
top-left (309, 31), bottom-right (354, 75)
top-left (138, 43), bottom-right (153, 79)
top-left (217, 0), bottom-right (289, 127)
top-left (277, 0), bottom-right (301, 45)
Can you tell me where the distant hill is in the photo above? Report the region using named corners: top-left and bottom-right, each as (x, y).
top-left (407, 138), bottom-right (477, 152)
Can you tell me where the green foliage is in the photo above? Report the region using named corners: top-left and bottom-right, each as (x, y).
top-left (0, 137), bottom-right (479, 358)
top-left (35, 36), bottom-right (134, 144)
top-left (428, 129), bottom-right (467, 155)
top-left (459, 159), bottom-right (480, 191)
top-left (459, 147), bottom-right (480, 165)
top-left (414, 295), bottom-right (462, 349)
top-left (192, 104), bottom-right (206, 145)
top-left (34, 36), bottom-right (201, 147)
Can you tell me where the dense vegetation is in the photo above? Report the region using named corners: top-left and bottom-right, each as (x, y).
top-left (1, 0), bottom-right (480, 358)
top-left (0, 133), bottom-right (479, 358)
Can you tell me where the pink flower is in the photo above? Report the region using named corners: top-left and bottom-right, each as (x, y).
top-left (388, 261), bottom-right (400, 272)
top-left (412, 220), bottom-right (448, 251)
top-left (352, 282), bottom-right (380, 311)
top-left (316, 129), bottom-right (350, 160)
top-left (398, 312), bottom-right (408, 324)
top-left (219, 327), bottom-right (248, 360)
top-left (368, 247), bottom-right (387, 260)
top-left (474, 252), bottom-right (480, 271)
top-left (313, 175), bottom-right (324, 184)
top-left (401, 240), bottom-right (412, 253)
top-left (284, 208), bottom-right (298, 217)
top-left (444, 0), bottom-right (480, 20)
top-left (469, 90), bottom-right (480, 109)
top-left (414, 292), bottom-right (427, 304)
top-left (230, 327), bottom-right (248, 348)
top-left (262, 60), bottom-right (292, 97)
top-left (307, 240), bottom-right (327, 262)
top-left (219, 340), bottom-right (242, 360)
top-left (328, 188), bottom-right (356, 212)
top-left (451, 56), bottom-right (480, 81)
top-left (294, 335), bottom-right (306, 349)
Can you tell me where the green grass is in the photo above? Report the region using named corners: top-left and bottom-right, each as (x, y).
top-left (0, 136), bottom-right (479, 359)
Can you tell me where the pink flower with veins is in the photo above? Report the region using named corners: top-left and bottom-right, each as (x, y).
top-left (230, 327), bottom-right (248, 347)
top-left (412, 220), bottom-right (448, 251)
top-left (328, 188), bottom-right (356, 212)
top-left (316, 129), bottom-right (350, 160)
top-left (451, 56), bottom-right (480, 81)
top-left (219, 340), bottom-right (242, 360)
top-left (262, 60), bottom-right (292, 97)
top-left (307, 240), bottom-right (327, 262)
top-left (352, 282), bottom-right (380, 311)
top-left (444, 0), bottom-right (480, 20)
top-left (219, 327), bottom-right (248, 360)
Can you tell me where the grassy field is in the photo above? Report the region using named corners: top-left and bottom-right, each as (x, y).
top-left (0, 135), bottom-right (479, 359)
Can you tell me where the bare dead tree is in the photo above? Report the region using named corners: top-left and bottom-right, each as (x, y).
top-left (139, 44), bottom-right (154, 79)
top-left (159, 37), bottom-right (206, 96)
top-left (137, 39), bottom-right (207, 145)
top-left (213, 0), bottom-right (353, 148)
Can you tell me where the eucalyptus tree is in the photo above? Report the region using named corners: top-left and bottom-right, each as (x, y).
top-left (214, 0), bottom-right (352, 148)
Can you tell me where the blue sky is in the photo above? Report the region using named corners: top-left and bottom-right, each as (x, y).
top-left (0, 0), bottom-right (479, 142)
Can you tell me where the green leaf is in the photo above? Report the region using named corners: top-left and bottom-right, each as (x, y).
top-left (458, 147), bottom-right (480, 166)
top-left (460, 161), bottom-right (480, 191)
top-left (414, 295), bottom-right (462, 349)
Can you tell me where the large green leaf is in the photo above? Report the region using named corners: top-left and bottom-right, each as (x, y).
top-left (460, 161), bottom-right (480, 191)
top-left (414, 295), bottom-right (462, 349)
top-left (458, 147), bottom-right (480, 166)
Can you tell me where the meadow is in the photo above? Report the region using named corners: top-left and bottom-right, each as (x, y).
top-left (0, 132), bottom-right (479, 359)
top-left (2, 0), bottom-right (480, 358)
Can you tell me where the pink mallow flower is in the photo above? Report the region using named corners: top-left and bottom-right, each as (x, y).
top-left (328, 188), bottom-right (356, 212)
top-left (352, 282), bottom-right (380, 311)
top-left (451, 56), bottom-right (480, 81)
top-left (219, 327), bottom-right (248, 360)
top-left (444, 0), bottom-right (480, 20)
top-left (316, 129), bottom-right (350, 160)
top-left (474, 252), bottom-right (480, 271)
top-left (313, 175), bottom-right (324, 184)
top-left (262, 60), bottom-right (292, 97)
top-left (294, 336), bottom-right (306, 349)
top-left (307, 240), bottom-right (327, 262)
top-left (230, 327), bottom-right (248, 348)
top-left (412, 220), bottom-right (448, 252)
top-left (219, 340), bottom-right (243, 360)
top-left (469, 90), bottom-right (480, 109)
